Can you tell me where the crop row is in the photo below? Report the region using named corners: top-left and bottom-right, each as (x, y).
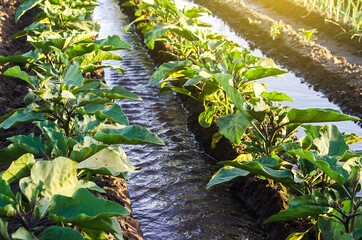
top-left (122, 0), bottom-right (362, 239)
top-left (293, 0), bottom-right (361, 38)
top-left (0, 0), bottom-right (164, 239)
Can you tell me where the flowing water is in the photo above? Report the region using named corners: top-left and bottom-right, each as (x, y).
top-left (93, 0), bottom-right (266, 239)
top-left (93, 0), bottom-right (361, 238)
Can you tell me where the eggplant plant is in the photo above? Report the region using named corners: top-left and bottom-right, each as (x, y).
top-left (0, 155), bottom-right (129, 239)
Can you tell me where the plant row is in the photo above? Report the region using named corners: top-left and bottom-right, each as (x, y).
top-left (0, 0), bottom-right (164, 239)
top-left (122, 0), bottom-right (362, 239)
top-left (292, 0), bottom-right (361, 39)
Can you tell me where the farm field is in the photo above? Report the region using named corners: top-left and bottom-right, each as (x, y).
top-left (0, 0), bottom-right (361, 239)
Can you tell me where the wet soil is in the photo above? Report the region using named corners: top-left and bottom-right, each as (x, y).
top-left (243, 0), bottom-right (361, 66)
top-left (191, 0), bottom-right (362, 126)
top-left (119, 1), bottom-right (314, 239)
top-left (0, 1), bottom-right (141, 239)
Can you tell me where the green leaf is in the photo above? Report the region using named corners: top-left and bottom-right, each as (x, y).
top-left (0, 55), bottom-right (34, 65)
top-left (62, 64), bottom-right (84, 87)
top-left (79, 180), bottom-right (106, 194)
top-left (220, 158), bottom-right (295, 186)
top-left (144, 22), bottom-right (172, 49)
top-left (207, 167), bottom-right (248, 189)
top-left (94, 124), bottom-right (164, 145)
top-left (80, 104), bottom-right (129, 125)
top-left (261, 91), bottom-right (293, 102)
top-left (198, 107), bottom-right (214, 128)
top-left (265, 205), bottom-right (324, 223)
top-left (12, 227), bottom-right (37, 240)
top-left (3, 66), bottom-right (33, 86)
top-left (314, 155), bottom-right (349, 185)
top-left (287, 108), bottom-right (360, 123)
top-left (213, 73), bottom-right (246, 112)
top-left (285, 230), bottom-right (310, 240)
top-left (159, 86), bottom-right (197, 100)
top-left (80, 64), bottom-right (125, 74)
top-left (149, 60), bottom-right (192, 85)
top-left (78, 145), bottom-right (137, 178)
top-left (1, 154), bottom-right (35, 183)
top-left (19, 157), bottom-right (82, 200)
top-left (75, 50), bottom-right (123, 67)
top-left (15, 0), bottom-right (40, 22)
top-left (0, 143), bottom-right (32, 165)
top-left (216, 114), bottom-right (249, 146)
top-left (49, 188), bottom-right (129, 223)
top-left (39, 226), bottom-right (84, 240)
top-left (303, 125), bottom-right (349, 156)
top-left (7, 133), bottom-right (46, 157)
top-left (93, 35), bottom-right (132, 50)
top-left (0, 108), bottom-right (44, 130)
top-left (100, 86), bottom-right (141, 100)
top-left (343, 133), bottom-right (362, 145)
top-left (319, 216), bottom-right (354, 240)
top-left (78, 218), bottom-right (123, 240)
top-left (0, 219), bottom-right (11, 240)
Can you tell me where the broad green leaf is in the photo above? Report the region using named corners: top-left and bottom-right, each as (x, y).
top-left (3, 66), bottom-right (32, 86)
top-left (15, 0), bottom-right (40, 22)
top-left (319, 216), bottom-right (354, 240)
top-left (0, 143), bottom-right (32, 165)
top-left (261, 91), bottom-right (293, 102)
top-left (245, 67), bottom-right (287, 81)
top-left (19, 158), bottom-right (82, 200)
top-left (0, 108), bottom-right (44, 130)
top-left (94, 124), bottom-right (164, 145)
top-left (77, 218), bottom-right (123, 240)
top-left (0, 177), bottom-right (16, 217)
top-left (264, 205), bottom-right (324, 223)
top-left (216, 114), bottom-right (249, 146)
top-left (220, 159), bottom-right (294, 186)
top-left (79, 180), bottom-right (106, 194)
top-left (1, 154), bottom-right (35, 183)
top-left (314, 155), bottom-right (349, 185)
top-left (287, 108), bottom-right (360, 123)
top-left (49, 188), bottom-right (129, 223)
top-left (7, 133), bottom-right (45, 157)
top-left (93, 35), bottom-right (132, 50)
top-left (81, 228), bottom-right (109, 240)
top-left (12, 227), bottom-right (37, 240)
top-left (78, 146), bottom-right (136, 178)
top-left (0, 55), bottom-right (34, 65)
top-left (0, 219), bottom-right (11, 240)
top-left (75, 49), bottom-right (123, 67)
top-left (71, 136), bottom-right (108, 162)
top-left (144, 22), bottom-right (172, 49)
top-left (343, 133), bottom-right (362, 145)
top-left (149, 60), bottom-right (192, 85)
top-left (100, 86), bottom-right (141, 100)
top-left (303, 125), bottom-right (349, 156)
top-left (62, 64), bottom-right (84, 87)
top-left (80, 104), bottom-right (129, 125)
top-left (39, 226), bottom-right (84, 240)
top-left (207, 167), bottom-right (248, 189)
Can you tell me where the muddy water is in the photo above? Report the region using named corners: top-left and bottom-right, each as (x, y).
top-left (93, 0), bottom-right (266, 239)
top-left (179, 0), bottom-right (362, 150)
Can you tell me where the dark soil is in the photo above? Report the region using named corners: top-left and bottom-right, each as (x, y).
top-left (119, 1), bottom-right (314, 239)
top-left (193, 0), bottom-right (362, 126)
top-left (0, 1), bottom-right (142, 239)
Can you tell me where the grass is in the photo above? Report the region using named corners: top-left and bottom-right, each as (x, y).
top-left (293, 0), bottom-right (361, 39)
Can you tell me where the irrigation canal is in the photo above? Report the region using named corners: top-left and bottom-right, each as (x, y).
top-left (93, 0), bottom-right (362, 238)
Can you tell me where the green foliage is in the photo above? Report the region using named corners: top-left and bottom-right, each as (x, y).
top-left (124, 0), bottom-right (362, 238)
